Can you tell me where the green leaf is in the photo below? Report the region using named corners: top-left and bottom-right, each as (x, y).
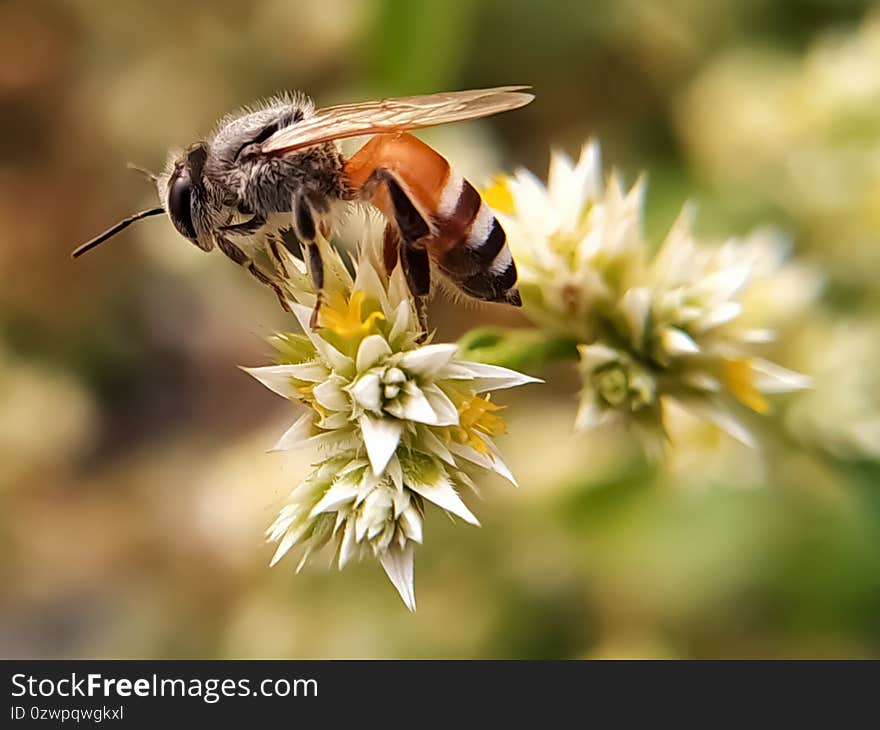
top-left (457, 326), bottom-right (579, 371)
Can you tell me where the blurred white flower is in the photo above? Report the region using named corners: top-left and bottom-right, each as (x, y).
top-left (786, 319), bottom-right (880, 460)
top-left (245, 233), bottom-right (539, 609)
top-left (487, 143), bottom-right (812, 456)
top-left (486, 142), bottom-right (645, 340)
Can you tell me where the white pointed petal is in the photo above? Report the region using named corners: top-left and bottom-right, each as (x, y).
top-left (399, 508), bottom-right (423, 544)
top-left (241, 365), bottom-right (304, 398)
top-left (620, 287), bottom-right (651, 348)
top-left (318, 236), bottom-right (355, 289)
top-left (354, 508), bottom-right (371, 543)
top-left (447, 440), bottom-right (494, 471)
top-left (661, 327), bottom-right (701, 356)
top-left (440, 363), bottom-right (481, 380)
top-left (453, 361), bottom-right (543, 392)
top-left (266, 514), bottom-right (293, 543)
top-left (353, 256), bottom-right (391, 314)
top-left (379, 543), bottom-right (416, 611)
top-left (384, 383), bottom-right (438, 424)
top-left (420, 384), bottom-right (460, 426)
top-left (416, 427), bottom-right (457, 465)
top-left (338, 519), bottom-right (358, 569)
top-left (407, 470), bottom-right (479, 525)
top-left (356, 335), bottom-right (392, 372)
top-left (574, 394), bottom-right (602, 431)
top-left (340, 458), bottom-right (369, 477)
top-left (551, 144), bottom-right (598, 232)
top-left (577, 343), bottom-right (621, 373)
top-left (510, 168), bottom-right (555, 236)
top-left (391, 484), bottom-right (411, 516)
top-left (244, 360), bottom-right (328, 386)
top-left (285, 362), bottom-right (329, 382)
top-left (709, 411), bottom-right (755, 448)
top-left (269, 526), bottom-right (305, 567)
top-left (303, 429), bottom-right (360, 454)
top-left (750, 359), bottom-right (812, 392)
top-left (485, 440), bottom-right (518, 487)
top-left (360, 414), bottom-right (403, 475)
top-left (313, 377), bottom-right (350, 411)
top-left (295, 551), bottom-right (311, 574)
top-left (446, 440), bottom-right (517, 487)
top-left (291, 301), bottom-right (314, 333)
top-left (631, 420), bottom-right (667, 463)
top-left (272, 427), bottom-right (354, 456)
top-left (386, 454), bottom-right (404, 491)
top-left (271, 412), bottom-right (315, 451)
top-left (700, 263), bottom-right (752, 301)
top-left (677, 398), bottom-right (756, 448)
top-left (741, 329), bottom-right (776, 344)
top-left (319, 411), bottom-right (351, 430)
top-left (349, 372), bottom-right (383, 412)
top-left (290, 303), bottom-right (355, 374)
top-left (697, 301), bottom-right (743, 331)
top-left (309, 481), bottom-right (360, 517)
top-left (681, 372), bottom-right (721, 392)
top-left (387, 265), bottom-right (413, 311)
top-left (398, 344), bottom-right (459, 378)
top-left (388, 301), bottom-right (412, 346)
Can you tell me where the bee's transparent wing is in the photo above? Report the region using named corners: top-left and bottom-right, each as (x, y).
top-left (260, 86), bottom-right (533, 154)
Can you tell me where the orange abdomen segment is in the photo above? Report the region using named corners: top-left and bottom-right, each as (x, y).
top-left (344, 133), bottom-right (520, 305)
top-left (344, 133), bottom-right (450, 223)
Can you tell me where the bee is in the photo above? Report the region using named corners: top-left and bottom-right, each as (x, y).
top-left (72, 86), bottom-right (533, 330)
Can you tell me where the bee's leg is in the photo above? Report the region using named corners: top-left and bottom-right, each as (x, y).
top-left (382, 223), bottom-right (401, 276)
top-left (216, 235), bottom-right (289, 311)
top-left (293, 193), bottom-right (324, 330)
top-left (378, 171), bottom-right (430, 243)
top-left (266, 236), bottom-right (289, 279)
top-left (219, 213), bottom-right (266, 235)
top-left (399, 244), bottom-right (431, 341)
top-left (375, 170), bottom-right (431, 338)
top-left (380, 222), bottom-right (427, 336)
top-left (305, 242), bottom-right (325, 331)
top-left (248, 263), bottom-right (290, 312)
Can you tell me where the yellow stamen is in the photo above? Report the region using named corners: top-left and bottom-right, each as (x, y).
top-left (294, 381), bottom-right (328, 418)
top-left (722, 358), bottom-right (769, 414)
top-left (446, 394), bottom-right (507, 455)
top-left (319, 289), bottom-right (385, 340)
top-left (481, 175), bottom-right (515, 214)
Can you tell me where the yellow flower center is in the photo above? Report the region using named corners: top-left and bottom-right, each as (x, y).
top-left (293, 381), bottom-right (329, 418)
top-left (320, 289), bottom-right (385, 340)
top-left (445, 394), bottom-right (507, 456)
top-left (722, 358), bottom-right (769, 414)
top-left (481, 176), bottom-right (515, 214)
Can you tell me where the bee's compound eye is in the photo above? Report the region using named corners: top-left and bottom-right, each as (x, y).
top-left (168, 173), bottom-right (197, 240)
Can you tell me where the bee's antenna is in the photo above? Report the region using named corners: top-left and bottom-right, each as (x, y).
top-left (71, 207), bottom-right (165, 259)
top-left (126, 162), bottom-right (160, 182)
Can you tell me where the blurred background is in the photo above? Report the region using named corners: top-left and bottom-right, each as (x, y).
top-left (2, 0), bottom-right (880, 658)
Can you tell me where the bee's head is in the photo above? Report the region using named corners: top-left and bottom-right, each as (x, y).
top-left (71, 143), bottom-right (213, 259)
top-left (157, 143), bottom-right (213, 250)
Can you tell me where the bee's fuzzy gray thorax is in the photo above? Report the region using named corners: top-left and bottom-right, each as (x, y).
top-left (210, 91), bottom-right (315, 137)
top-left (203, 92), bottom-right (346, 216)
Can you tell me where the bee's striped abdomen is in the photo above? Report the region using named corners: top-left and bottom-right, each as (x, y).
top-left (344, 133), bottom-right (520, 306)
top-left (431, 174), bottom-right (520, 305)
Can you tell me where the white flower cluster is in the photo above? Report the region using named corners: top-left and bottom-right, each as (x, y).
top-left (487, 143), bottom-right (810, 455)
top-left (245, 235), bottom-right (538, 609)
